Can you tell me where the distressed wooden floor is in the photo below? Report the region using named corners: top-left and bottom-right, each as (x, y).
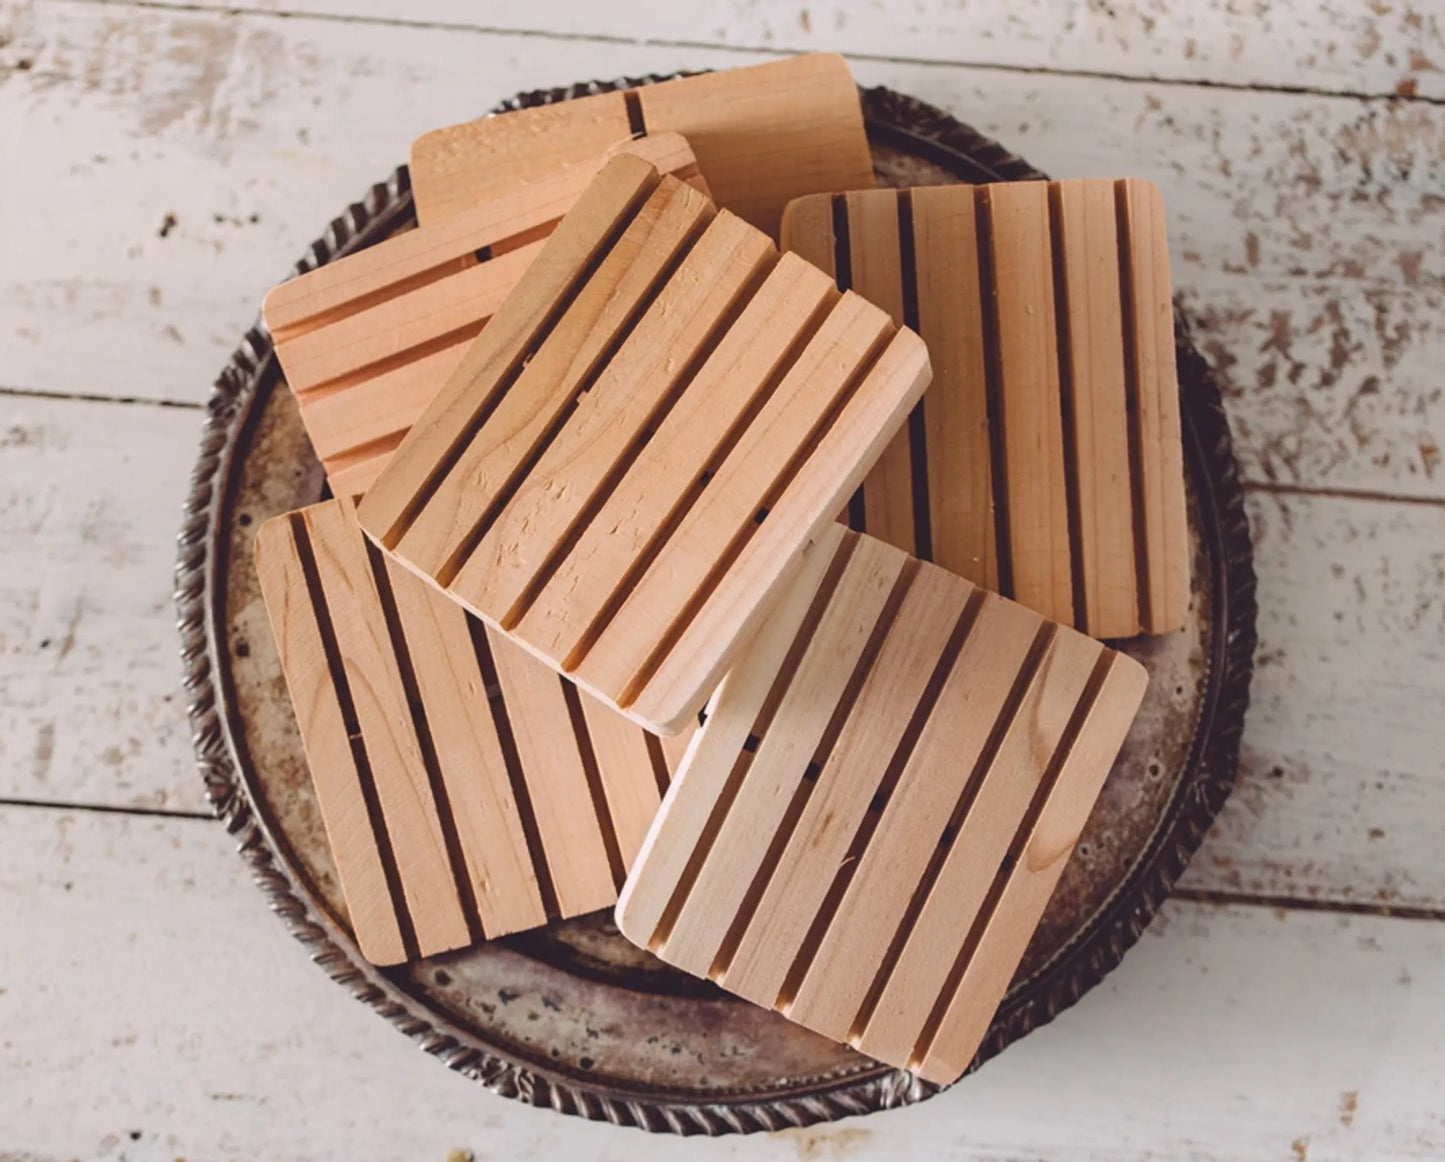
top-left (1, 1), bottom-right (1442, 1158)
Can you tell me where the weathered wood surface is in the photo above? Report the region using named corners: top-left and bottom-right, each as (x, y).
top-left (4, 2), bottom-right (1442, 501)
top-left (4, 803), bottom-right (1444, 1160)
top-left (6, 396), bottom-right (1440, 914)
top-left (52, 0), bottom-right (1445, 99)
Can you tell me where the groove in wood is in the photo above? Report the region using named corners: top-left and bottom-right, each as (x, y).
top-left (781, 180), bottom-right (1189, 637)
top-left (359, 154), bottom-right (931, 735)
top-left (255, 496), bottom-right (686, 964)
top-left (615, 524), bottom-right (1147, 1084)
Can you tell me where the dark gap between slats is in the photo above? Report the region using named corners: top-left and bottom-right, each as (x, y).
top-left (435, 198), bottom-right (715, 588)
top-left (559, 679), bottom-right (628, 891)
top-left (623, 89), bottom-right (647, 137)
top-left (908, 648), bottom-right (1116, 1070)
top-left (365, 539), bottom-right (484, 943)
top-left (1115, 179), bottom-right (1154, 633)
top-left (847, 620), bottom-right (1059, 1042)
top-left (897, 190), bottom-right (933, 562)
top-left (646, 532), bottom-right (859, 951)
top-left (300, 317), bottom-right (487, 401)
top-left (378, 172), bottom-right (659, 549)
top-left (616, 319), bottom-right (896, 711)
top-left (831, 193), bottom-right (868, 534)
top-left (974, 188), bottom-right (1015, 600)
top-left (643, 733), bottom-right (673, 797)
top-left (288, 513), bottom-right (419, 961)
top-left (323, 428), bottom-right (408, 479)
top-left (710, 558), bottom-right (922, 982)
top-left (501, 249), bottom-right (782, 630)
top-left (778, 585), bottom-right (986, 1011)
top-left (560, 283), bottom-right (840, 674)
top-left (467, 619), bottom-right (561, 921)
top-left (1048, 183), bottom-right (1089, 633)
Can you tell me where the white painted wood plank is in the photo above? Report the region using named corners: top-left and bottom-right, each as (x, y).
top-left (58, 0), bottom-right (1445, 99)
top-left (0, 394), bottom-right (205, 813)
top-left (1182, 489), bottom-right (1445, 913)
top-left (4, 2), bottom-right (1440, 496)
top-left (3, 803), bottom-right (1443, 1161)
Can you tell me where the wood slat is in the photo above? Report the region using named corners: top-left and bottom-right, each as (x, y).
top-left (1119, 178), bottom-right (1191, 634)
top-left (409, 54), bottom-right (875, 235)
top-left (845, 191), bottom-right (915, 554)
top-left (615, 528), bottom-right (1146, 1084)
top-left (660, 534), bottom-right (906, 977)
top-left (360, 155), bottom-right (930, 735)
top-left (485, 631), bottom-right (618, 917)
top-left (514, 252), bottom-right (836, 666)
top-left (450, 212), bottom-right (776, 623)
top-left (911, 185), bottom-right (997, 590)
top-left (255, 497), bottom-right (670, 964)
top-left (261, 134), bottom-right (700, 497)
top-left (1053, 180), bottom-right (1138, 635)
top-left (382, 558), bottom-right (548, 937)
top-left (781, 181), bottom-right (1189, 638)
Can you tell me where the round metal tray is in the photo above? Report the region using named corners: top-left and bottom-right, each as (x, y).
top-left (176, 81), bottom-right (1257, 1135)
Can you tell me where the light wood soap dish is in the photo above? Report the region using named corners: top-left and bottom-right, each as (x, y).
top-left (616, 522), bottom-right (1147, 1084)
top-left (782, 182), bottom-right (1189, 637)
top-left (357, 154), bottom-right (932, 735)
top-left (255, 497), bottom-right (691, 966)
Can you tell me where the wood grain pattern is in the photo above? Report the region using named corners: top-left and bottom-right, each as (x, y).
top-left (782, 181), bottom-right (1188, 637)
top-left (360, 155), bottom-right (931, 735)
top-left (261, 133), bottom-right (701, 497)
top-left (616, 528), bottom-right (1146, 1083)
top-left (409, 54), bottom-right (875, 234)
top-left (255, 497), bottom-right (675, 963)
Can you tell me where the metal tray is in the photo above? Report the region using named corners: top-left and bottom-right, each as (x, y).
top-left (176, 81), bottom-right (1257, 1135)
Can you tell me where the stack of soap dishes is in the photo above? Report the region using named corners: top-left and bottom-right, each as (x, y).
top-left (255, 53), bottom-right (1188, 1086)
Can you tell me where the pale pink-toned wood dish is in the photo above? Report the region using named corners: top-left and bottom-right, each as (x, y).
top-left (255, 496), bottom-right (685, 965)
top-left (617, 522), bottom-right (1146, 1084)
top-left (782, 182), bottom-right (1188, 639)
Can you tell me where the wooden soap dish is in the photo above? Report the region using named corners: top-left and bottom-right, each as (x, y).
top-left (255, 496), bottom-right (691, 965)
top-left (358, 154), bottom-right (932, 734)
top-left (783, 181), bottom-right (1188, 638)
top-left (617, 522), bottom-right (1146, 1084)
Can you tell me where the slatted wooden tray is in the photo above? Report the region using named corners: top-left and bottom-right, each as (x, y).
top-left (178, 80), bottom-right (1256, 1135)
